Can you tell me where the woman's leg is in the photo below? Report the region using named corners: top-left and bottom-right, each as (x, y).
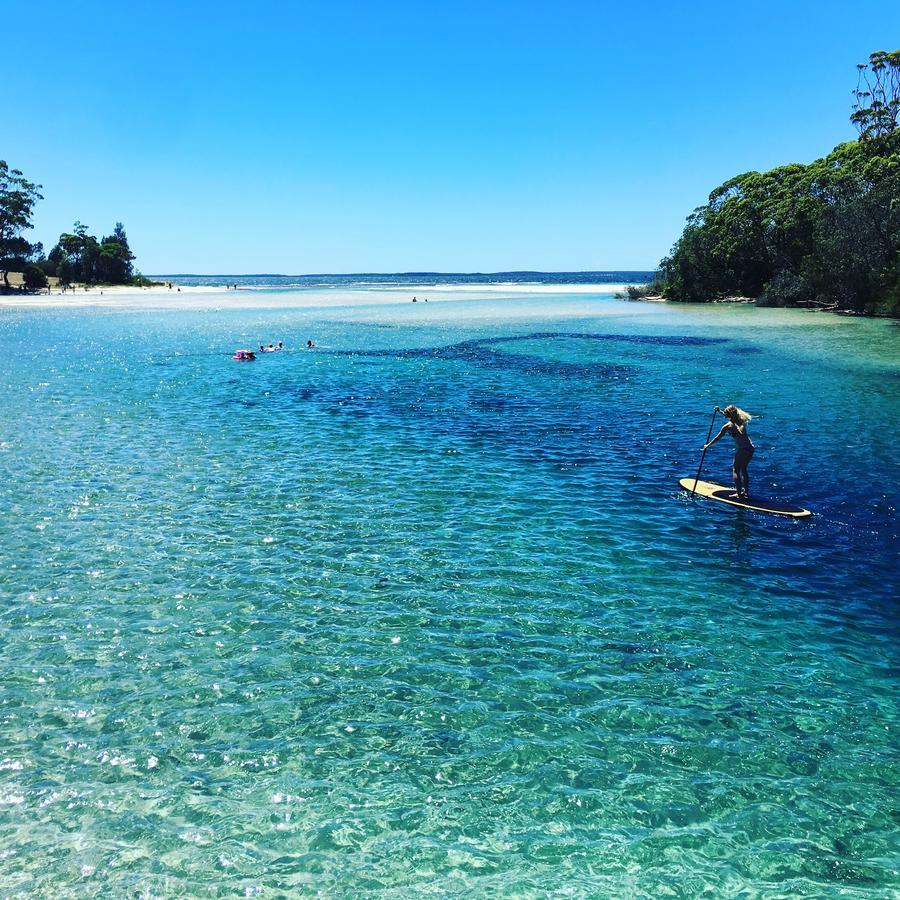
top-left (734, 450), bottom-right (753, 497)
top-left (734, 449), bottom-right (753, 497)
top-left (741, 461), bottom-right (751, 497)
top-left (732, 458), bottom-right (742, 496)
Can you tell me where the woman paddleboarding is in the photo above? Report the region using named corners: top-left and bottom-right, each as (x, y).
top-left (702, 405), bottom-right (754, 499)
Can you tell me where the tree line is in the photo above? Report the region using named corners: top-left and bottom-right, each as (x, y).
top-left (0, 162), bottom-right (138, 291)
top-left (656, 50), bottom-right (900, 316)
top-left (42, 221), bottom-right (135, 287)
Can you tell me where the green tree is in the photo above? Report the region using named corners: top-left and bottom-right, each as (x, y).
top-left (52, 222), bottom-right (101, 284)
top-left (97, 222), bottom-right (134, 283)
top-left (0, 161), bottom-right (43, 289)
top-left (852, 50), bottom-right (900, 140)
top-left (658, 51), bottom-right (900, 316)
top-left (810, 135), bottom-right (900, 311)
top-left (56, 255), bottom-right (75, 286)
top-left (22, 264), bottom-right (47, 290)
top-left (50, 221), bottom-right (136, 285)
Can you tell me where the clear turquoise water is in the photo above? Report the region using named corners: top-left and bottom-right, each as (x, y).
top-left (0, 291), bottom-right (897, 897)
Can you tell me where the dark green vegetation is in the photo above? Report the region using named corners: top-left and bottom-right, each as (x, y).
top-left (0, 162), bottom-right (43, 290)
top-left (659, 50), bottom-right (900, 316)
top-left (44, 221), bottom-right (135, 287)
top-left (0, 161), bottom-right (139, 292)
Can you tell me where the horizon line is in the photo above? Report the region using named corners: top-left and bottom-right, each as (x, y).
top-left (149, 269), bottom-right (658, 277)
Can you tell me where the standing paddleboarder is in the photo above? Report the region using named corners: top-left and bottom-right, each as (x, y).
top-left (702, 405), bottom-right (755, 499)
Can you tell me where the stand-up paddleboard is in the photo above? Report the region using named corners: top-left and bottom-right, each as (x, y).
top-left (679, 478), bottom-right (811, 518)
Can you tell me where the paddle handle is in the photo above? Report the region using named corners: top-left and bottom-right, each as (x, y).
top-left (691, 406), bottom-right (720, 495)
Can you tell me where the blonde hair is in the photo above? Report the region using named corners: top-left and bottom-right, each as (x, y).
top-left (723, 404), bottom-right (752, 425)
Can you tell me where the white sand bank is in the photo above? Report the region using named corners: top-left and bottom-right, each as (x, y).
top-left (0, 282), bottom-right (638, 311)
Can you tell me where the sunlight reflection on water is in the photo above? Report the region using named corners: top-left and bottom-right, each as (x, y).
top-left (0, 291), bottom-right (897, 895)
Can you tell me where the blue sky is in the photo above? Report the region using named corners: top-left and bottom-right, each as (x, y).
top-left (5, 0), bottom-right (898, 273)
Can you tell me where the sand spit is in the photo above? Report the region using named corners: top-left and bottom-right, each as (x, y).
top-left (0, 282), bottom-right (638, 311)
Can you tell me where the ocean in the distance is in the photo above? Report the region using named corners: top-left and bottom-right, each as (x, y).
top-left (153, 271), bottom-right (656, 289)
top-left (0, 284), bottom-right (897, 897)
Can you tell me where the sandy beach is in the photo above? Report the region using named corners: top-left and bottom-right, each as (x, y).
top-left (0, 281), bottom-right (642, 311)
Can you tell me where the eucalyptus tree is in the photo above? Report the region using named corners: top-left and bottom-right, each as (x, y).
top-left (658, 50), bottom-right (900, 315)
top-left (98, 222), bottom-right (134, 283)
top-left (852, 50), bottom-right (900, 140)
top-left (49, 220), bottom-right (135, 285)
top-left (0, 161), bottom-right (43, 289)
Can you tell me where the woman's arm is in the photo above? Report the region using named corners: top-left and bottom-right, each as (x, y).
top-left (703, 424), bottom-right (730, 450)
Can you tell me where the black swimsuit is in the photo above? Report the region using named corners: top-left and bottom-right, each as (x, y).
top-left (729, 423), bottom-right (754, 454)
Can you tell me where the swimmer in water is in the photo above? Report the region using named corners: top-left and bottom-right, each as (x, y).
top-left (702, 405), bottom-right (755, 499)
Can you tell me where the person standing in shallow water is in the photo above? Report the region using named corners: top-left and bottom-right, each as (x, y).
top-left (703, 405), bottom-right (755, 499)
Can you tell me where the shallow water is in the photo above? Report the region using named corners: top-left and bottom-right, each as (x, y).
top-left (0, 291), bottom-right (897, 896)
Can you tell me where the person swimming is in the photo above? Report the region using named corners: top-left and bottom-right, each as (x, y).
top-left (703, 405), bottom-right (755, 499)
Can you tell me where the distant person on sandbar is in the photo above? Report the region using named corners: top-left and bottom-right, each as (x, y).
top-left (702, 405), bottom-right (755, 499)
top-left (412, 296), bottom-right (417, 302)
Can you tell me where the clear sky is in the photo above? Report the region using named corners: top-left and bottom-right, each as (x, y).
top-left (5, 0), bottom-right (898, 273)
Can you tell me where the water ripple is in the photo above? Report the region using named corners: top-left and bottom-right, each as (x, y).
top-left (0, 304), bottom-right (896, 895)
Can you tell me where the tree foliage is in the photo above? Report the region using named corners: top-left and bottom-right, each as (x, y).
top-left (0, 160), bottom-right (43, 288)
top-left (852, 50), bottom-right (900, 140)
top-left (1, 160), bottom-right (138, 291)
top-left (22, 263), bottom-right (47, 289)
top-left (99, 223), bottom-right (135, 283)
top-left (47, 220), bottom-right (134, 285)
top-left (659, 51), bottom-right (900, 316)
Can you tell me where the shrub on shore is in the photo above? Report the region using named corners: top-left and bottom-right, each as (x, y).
top-left (132, 273), bottom-right (165, 287)
top-left (22, 263), bottom-right (47, 290)
top-left (615, 277), bottom-right (666, 301)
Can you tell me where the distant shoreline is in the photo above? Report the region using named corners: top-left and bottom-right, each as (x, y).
top-left (146, 272), bottom-right (657, 291)
top-left (0, 281), bottom-right (647, 310)
top-left (149, 270), bottom-right (655, 281)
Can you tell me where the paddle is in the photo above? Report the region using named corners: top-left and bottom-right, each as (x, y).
top-left (691, 406), bottom-right (720, 495)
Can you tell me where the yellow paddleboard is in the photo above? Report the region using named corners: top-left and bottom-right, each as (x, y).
top-left (679, 478), bottom-right (812, 518)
